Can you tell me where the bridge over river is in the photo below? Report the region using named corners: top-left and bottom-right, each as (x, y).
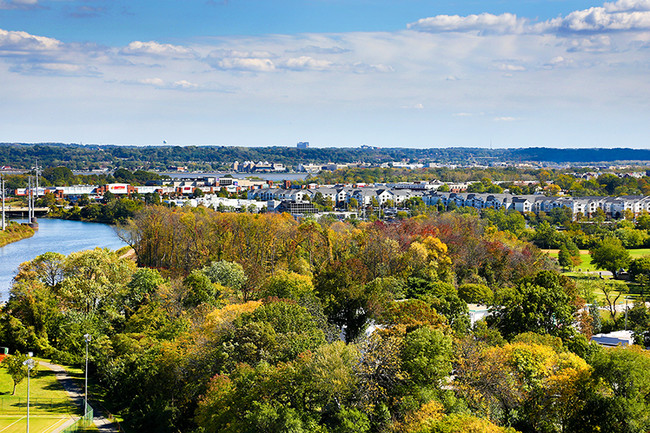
top-left (2, 206), bottom-right (50, 218)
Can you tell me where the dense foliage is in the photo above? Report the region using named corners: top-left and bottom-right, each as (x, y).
top-left (3, 143), bottom-right (650, 171)
top-left (1, 208), bottom-right (649, 433)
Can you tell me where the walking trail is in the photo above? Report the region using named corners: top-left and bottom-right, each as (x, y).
top-left (40, 360), bottom-right (120, 433)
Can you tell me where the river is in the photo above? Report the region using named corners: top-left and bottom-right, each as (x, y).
top-left (0, 219), bottom-right (126, 300)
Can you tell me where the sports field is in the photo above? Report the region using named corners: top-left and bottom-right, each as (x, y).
top-left (0, 415), bottom-right (73, 433)
top-left (0, 358), bottom-right (82, 432)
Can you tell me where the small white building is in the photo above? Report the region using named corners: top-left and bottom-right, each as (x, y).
top-left (591, 330), bottom-right (635, 347)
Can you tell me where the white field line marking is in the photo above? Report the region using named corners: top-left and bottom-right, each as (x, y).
top-left (42, 417), bottom-right (68, 433)
top-left (0, 416), bottom-right (25, 432)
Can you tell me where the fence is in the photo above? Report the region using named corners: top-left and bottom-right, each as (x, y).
top-left (60, 405), bottom-right (94, 433)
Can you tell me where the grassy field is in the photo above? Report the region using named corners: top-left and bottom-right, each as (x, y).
top-left (0, 358), bottom-right (77, 418)
top-left (628, 248), bottom-right (650, 259)
top-left (0, 415), bottom-right (73, 433)
top-left (543, 248), bottom-right (650, 272)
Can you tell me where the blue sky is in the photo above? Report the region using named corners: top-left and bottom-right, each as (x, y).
top-left (1, 0), bottom-right (649, 148)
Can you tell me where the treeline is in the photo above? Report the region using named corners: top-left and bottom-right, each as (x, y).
top-left (2, 166), bottom-right (167, 190)
top-left (48, 197), bottom-right (145, 224)
top-left (3, 142), bottom-right (650, 171)
top-left (1, 208), bottom-right (650, 433)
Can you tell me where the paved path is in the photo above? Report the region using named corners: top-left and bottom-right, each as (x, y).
top-left (40, 361), bottom-right (120, 433)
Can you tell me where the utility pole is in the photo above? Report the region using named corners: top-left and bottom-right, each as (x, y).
top-left (1, 174), bottom-right (5, 231)
top-left (23, 355), bottom-right (35, 433)
top-left (34, 160), bottom-right (39, 204)
top-left (27, 176), bottom-right (32, 222)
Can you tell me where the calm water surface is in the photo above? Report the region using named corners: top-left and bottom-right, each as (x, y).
top-left (0, 219), bottom-right (126, 299)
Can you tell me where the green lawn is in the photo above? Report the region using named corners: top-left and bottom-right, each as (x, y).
top-left (0, 359), bottom-right (76, 415)
top-left (0, 415), bottom-right (72, 433)
top-left (544, 248), bottom-right (650, 272)
top-left (628, 248), bottom-right (650, 259)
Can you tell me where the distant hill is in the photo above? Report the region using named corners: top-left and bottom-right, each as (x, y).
top-left (1, 143), bottom-right (649, 170)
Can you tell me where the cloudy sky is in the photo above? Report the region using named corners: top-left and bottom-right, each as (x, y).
top-left (1, 0), bottom-right (649, 148)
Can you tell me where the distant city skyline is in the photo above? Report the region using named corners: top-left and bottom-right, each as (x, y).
top-left (1, 0), bottom-right (649, 148)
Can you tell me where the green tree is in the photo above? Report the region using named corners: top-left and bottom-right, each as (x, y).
top-left (458, 283), bottom-right (493, 304)
top-left (402, 326), bottom-right (452, 387)
top-left (182, 270), bottom-right (219, 307)
top-left (573, 346), bottom-right (650, 433)
top-left (533, 221), bottom-right (561, 249)
top-left (590, 236), bottom-right (631, 277)
top-left (201, 260), bottom-right (247, 291)
top-left (488, 271), bottom-right (576, 339)
top-left (558, 244), bottom-right (572, 269)
top-left (3, 353), bottom-right (36, 395)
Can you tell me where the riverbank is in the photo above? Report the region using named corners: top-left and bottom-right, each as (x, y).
top-left (0, 219), bottom-right (126, 297)
top-left (0, 221), bottom-right (35, 247)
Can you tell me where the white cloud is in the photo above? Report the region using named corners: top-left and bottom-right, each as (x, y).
top-left (1, 3), bottom-right (648, 147)
top-left (9, 62), bottom-right (100, 76)
top-left (209, 49), bottom-right (274, 59)
top-left (0, 28), bottom-right (62, 52)
top-left (138, 77), bottom-right (165, 86)
top-left (121, 41), bottom-right (196, 58)
top-left (408, 13), bottom-right (528, 34)
top-left (409, 0), bottom-right (650, 36)
top-left (280, 56), bottom-right (334, 71)
top-left (497, 63), bottom-right (526, 72)
top-left (0, 0), bottom-right (38, 10)
top-left (604, 0), bottom-right (650, 12)
top-left (215, 57), bottom-right (275, 72)
top-left (565, 35), bottom-right (612, 52)
top-left (350, 62), bottom-right (393, 73)
top-left (127, 77), bottom-right (201, 90)
top-left (548, 6), bottom-right (650, 33)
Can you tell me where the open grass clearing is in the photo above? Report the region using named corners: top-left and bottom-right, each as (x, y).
top-left (543, 247), bottom-right (650, 273)
top-left (0, 415), bottom-right (72, 433)
top-left (0, 358), bottom-right (76, 416)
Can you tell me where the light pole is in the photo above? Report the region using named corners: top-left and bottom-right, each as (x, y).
top-left (84, 333), bottom-right (91, 418)
top-left (23, 355), bottom-right (35, 433)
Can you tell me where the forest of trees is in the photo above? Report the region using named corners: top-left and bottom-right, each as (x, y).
top-left (2, 142), bottom-right (650, 171)
top-left (1, 206), bottom-right (649, 433)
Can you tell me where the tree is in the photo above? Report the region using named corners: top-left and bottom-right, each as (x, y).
top-left (573, 346), bottom-right (650, 433)
top-left (59, 248), bottom-right (136, 315)
top-left (42, 166), bottom-right (75, 185)
top-left (590, 236), bottom-right (631, 277)
top-left (182, 270), bottom-right (219, 307)
top-left (262, 270), bottom-right (314, 300)
top-left (201, 260), bottom-right (247, 291)
top-left (103, 190), bottom-right (116, 203)
top-left (123, 268), bottom-right (165, 317)
top-left (402, 326), bottom-right (452, 387)
top-left (558, 244), bottom-right (572, 269)
top-left (14, 251), bottom-right (65, 287)
top-left (3, 353), bottom-right (36, 395)
top-left (488, 271), bottom-right (576, 339)
top-left (455, 341), bottom-right (590, 430)
top-left (533, 221), bottom-right (561, 249)
top-left (629, 257), bottom-right (650, 283)
top-left (458, 283), bottom-right (493, 304)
